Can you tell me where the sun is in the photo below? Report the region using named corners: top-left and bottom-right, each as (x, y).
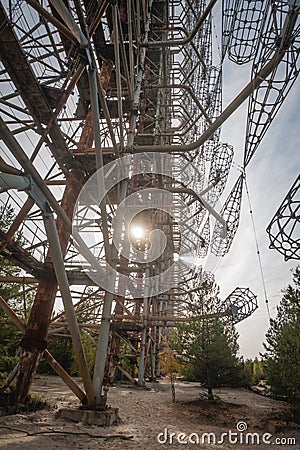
top-left (130, 226), bottom-right (145, 240)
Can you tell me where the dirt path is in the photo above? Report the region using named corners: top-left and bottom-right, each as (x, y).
top-left (0, 376), bottom-right (299, 449)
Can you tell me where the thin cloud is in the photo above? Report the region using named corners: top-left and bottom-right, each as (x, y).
top-left (214, 58), bottom-right (299, 358)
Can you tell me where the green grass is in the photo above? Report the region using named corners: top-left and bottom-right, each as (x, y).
top-left (0, 391), bottom-right (48, 415)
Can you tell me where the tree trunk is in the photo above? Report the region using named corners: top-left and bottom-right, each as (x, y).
top-left (207, 385), bottom-right (214, 400)
top-left (171, 378), bottom-right (176, 402)
top-left (207, 369), bottom-right (214, 400)
top-left (15, 169), bottom-right (85, 403)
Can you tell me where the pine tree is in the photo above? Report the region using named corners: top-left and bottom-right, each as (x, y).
top-left (262, 267), bottom-right (300, 398)
top-left (242, 358), bottom-right (254, 387)
top-left (0, 205), bottom-right (33, 375)
top-left (252, 357), bottom-right (264, 384)
top-left (173, 281), bottom-right (241, 399)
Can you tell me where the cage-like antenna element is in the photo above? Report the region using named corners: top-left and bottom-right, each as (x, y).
top-left (211, 174), bottom-right (244, 256)
top-left (207, 142), bottom-right (234, 207)
top-left (244, 1), bottom-right (300, 167)
top-left (266, 174), bottom-right (300, 261)
top-left (222, 0), bottom-right (266, 65)
top-left (219, 287), bottom-right (258, 324)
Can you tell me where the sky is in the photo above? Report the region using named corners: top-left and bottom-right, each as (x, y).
top-left (214, 57), bottom-right (300, 359)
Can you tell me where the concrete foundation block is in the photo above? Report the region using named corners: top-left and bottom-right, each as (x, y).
top-left (55, 407), bottom-right (120, 427)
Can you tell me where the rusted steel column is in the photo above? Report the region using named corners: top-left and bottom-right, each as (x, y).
top-left (15, 168), bottom-right (85, 402)
top-left (77, 109), bottom-right (94, 150)
top-left (44, 212), bottom-right (95, 403)
top-left (92, 5), bottom-right (128, 402)
top-left (108, 292), bottom-right (125, 383)
top-left (131, 297), bottom-right (142, 377)
top-left (0, 295), bottom-right (87, 402)
top-left (100, 60), bottom-right (113, 92)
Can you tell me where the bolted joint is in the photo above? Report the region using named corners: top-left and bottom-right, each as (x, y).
top-left (26, 175), bottom-right (52, 215)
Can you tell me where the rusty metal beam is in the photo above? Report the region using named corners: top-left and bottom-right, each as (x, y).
top-left (130, 47), bottom-right (288, 154)
top-left (0, 198), bottom-right (35, 253)
top-left (0, 156), bottom-right (21, 175)
top-left (24, 0), bottom-right (79, 43)
top-left (0, 276), bottom-right (38, 283)
top-left (0, 4), bottom-right (75, 171)
top-left (19, 170), bottom-right (85, 321)
top-left (143, 0), bottom-right (218, 48)
top-left (0, 272), bottom-right (104, 286)
top-left (0, 294), bottom-right (87, 403)
top-left (0, 117), bottom-right (72, 231)
top-left (15, 169), bottom-right (85, 402)
top-left (0, 228), bottom-right (46, 277)
top-left (44, 211), bottom-right (95, 404)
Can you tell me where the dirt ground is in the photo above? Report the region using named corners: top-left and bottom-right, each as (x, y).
top-left (0, 375), bottom-right (299, 449)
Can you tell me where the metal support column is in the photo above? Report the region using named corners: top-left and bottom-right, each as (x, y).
top-left (43, 210), bottom-right (95, 404)
top-left (0, 295), bottom-right (86, 403)
top-left (138, 267), bottom-right (150, 386)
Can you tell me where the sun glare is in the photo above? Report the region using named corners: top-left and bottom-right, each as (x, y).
top-left (130, 226), bottom-right (144, 240)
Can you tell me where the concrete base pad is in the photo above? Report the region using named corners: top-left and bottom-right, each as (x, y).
top-left (55, 406), bottom-right (120, 426)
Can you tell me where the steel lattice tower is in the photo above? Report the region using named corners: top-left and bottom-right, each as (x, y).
top-left (0, 0), bottom-right (299, 408)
